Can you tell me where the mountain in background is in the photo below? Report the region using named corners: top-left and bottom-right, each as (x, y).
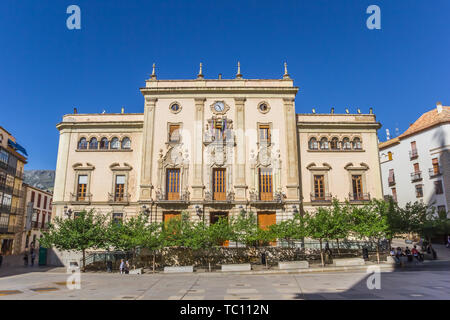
top-left (24, 170), bottom-right (55, 192)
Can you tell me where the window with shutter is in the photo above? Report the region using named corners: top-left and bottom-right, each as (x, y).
top-left (166, 169), bottom-right (180, 200)
top-left (213, 168), bottom-right (226, 200)
top-left (259, 168), bottom-right (273, 200)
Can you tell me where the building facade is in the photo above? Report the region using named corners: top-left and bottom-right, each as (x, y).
top-left (18, 184), bottom-right (53, 253)
top-left (379, 103), bottom-right (450, 215)
top-left (0, 126), bottom-right (27, 255)
top-left (298, 113), bottom-right (383, 213)
top-left (53, 68), bottom-right (384, 242)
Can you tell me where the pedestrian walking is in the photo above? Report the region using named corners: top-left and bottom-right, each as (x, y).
top-left (125, 260), bottom-right (130, 274)
top-left (119, 259), bottom-right (125, 274)
top-left (411, 245), bottom-right (421, 263)
top-left (30, 249), bottom-right (36, 267)
top-left (23, 251), bottom-right (29, 266)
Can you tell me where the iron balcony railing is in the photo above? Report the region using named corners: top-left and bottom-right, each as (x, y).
top-left (428, 167), bottom-right (442, 178)
top-left (108, 193), bottom-right (131, 204)
top-left (310, 193), bottom-right (332, 203)
top-left (0, 203), bottom-right (12, 213)
top-left (349, 193), bottom-right (371, 202)
top-left (410, 171), bottom-right (422, 182)
top-left (409, 150), bottom-right (418, 160)
top-left (70, 193), bottom-right (92, 203)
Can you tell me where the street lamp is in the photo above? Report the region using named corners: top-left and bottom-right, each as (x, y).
top-left (292, 205), bottom-right (299, 215)
top-left (195, 205), bottom-right (202, 217)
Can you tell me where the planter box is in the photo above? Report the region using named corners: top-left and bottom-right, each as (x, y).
top-left (164, 266), bottom-right (194, 273)
top-left (333, 258), bottom-right (365, 267)
top-left (278, 261), bottom-right (309, 270)
top-left (221, 264), bottom-right (251, 272)
top-left (129, 268), bottom-right (143, 275)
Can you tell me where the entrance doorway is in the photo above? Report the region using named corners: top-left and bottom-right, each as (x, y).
top-left (210, 211), bottom-right (229, 247)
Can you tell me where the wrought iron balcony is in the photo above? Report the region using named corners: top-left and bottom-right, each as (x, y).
top-left (429, 167), bottom-right (442, 178)
top-left (70, 192), bottom-right (92, 204)
top-left (410, 171), bottom-right (422, 182)
top-left (310, 193), bottom-right (332, 203)
top-left (108, 193), bottom-right (131, 204)
top-left (349, 193), bottom-right (371, 202)
top-left (409, 150), bottom-right (418, 160)
top-left (155, 190), bottom-right (190, 203)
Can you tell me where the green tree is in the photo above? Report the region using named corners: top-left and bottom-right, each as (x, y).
top-left (329, 200), bottom-right (351, 254)
top-left (269, 213), bottom-right (307, 248)
top-left (230, 210), bottom-right (259, 247)
top-left (304, 207), bottom-right (335, 266)
top-left (40, 210), bottom-right (108, 271)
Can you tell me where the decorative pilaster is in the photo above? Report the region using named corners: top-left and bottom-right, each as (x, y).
top-left (191, 98), bottom-right (206, 200)
top-left (139, 97), bottom-right (157, 201)
top-left (234, 97), bottom-right (247, 200)
top-left (283, 98), bottom-right (299, 199)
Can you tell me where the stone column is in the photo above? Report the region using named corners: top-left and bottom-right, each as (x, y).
top-left (191, 98), bottom-right (205, 200)
top-left (139, 97), bottom-right (157, 201)
top-left (234, 97), bottom-right (247, 200)
top-left (283, 98), bottom-right (299, 199)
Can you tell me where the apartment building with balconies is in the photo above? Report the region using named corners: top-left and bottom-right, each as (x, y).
top-left (379, 102), bottom-right (450, 216)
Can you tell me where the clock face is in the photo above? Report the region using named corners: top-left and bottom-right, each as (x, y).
top-left (214, 101), bottom-right (225, 112)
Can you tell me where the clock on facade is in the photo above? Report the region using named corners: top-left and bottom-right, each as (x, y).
top-left (214, 101), bottom-right (225, 112)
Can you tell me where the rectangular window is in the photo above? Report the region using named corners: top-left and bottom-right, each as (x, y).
top-left (435, 180), bottom-right (444, 195)
top-left (112, 212), bottom-right (123, 225)
top-left (213, 168), bottom-right (226, 200)
top-left (0, 149), bottom-right (8, 164)
top-left (392, 188), bottom-right (397, 202)
top-left (432, 158), bottom-right (440, 174)
top-left (115, 175), bottom-right (126, 201)
top-left (43, 196), bottom-right (47, 209)
top-left (259, 168), bottom-right (273, 201)
top-left (168, 124), bottom-right (181, 142)
top-left (352, 175), bottom-right (363, 199)
top-left (166, 169), bottom-right (180, 200)
top-left (415, 184), bottom-right (423, 198)
top-left (77, 175), bottom-right (88, 201)
top-left (388, 152), bottom-right (393, 161)
top-left (314, 175), bottom-right (325, 199)
top-left (41, 213), bottom-right (46, 228)
top-left (37, 194), bottom-right (41, 207)
top-left (31, 191), bottom-right (35, 204)
top-left (413, 163), bottom-right (420, 173)
top-left (259, 125), bottom-right (271, 144)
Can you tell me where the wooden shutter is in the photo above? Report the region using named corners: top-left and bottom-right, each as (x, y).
top-left (413, 163), bottom-right (420, 173)
top-left (314, 175), bottom-right (325, 199)
top-left (432, 158), bottom-right (439, 174)
top-left (352, 175), bottom-right (362, 198)
top-left (166, 169), bottom-right (180, 200)
top-left (77, 175), bottom-right (87, 201)
top-left (213, 168), bottom-right (226, 200)
top-left (259, 168), bottom-right (273, 200)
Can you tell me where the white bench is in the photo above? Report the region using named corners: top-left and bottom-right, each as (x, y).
top-left (164, 266), bottom-right (194, 273)
top-left (333, 258), bottom-right (365, 267)
top-left (221, 264), bottom-right (251, 272)
top-left (278, 261), bottom-right (309, 270)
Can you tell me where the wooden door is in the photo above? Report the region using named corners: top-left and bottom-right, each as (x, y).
top-left (166, 169), bottom-right (180, 200)
top-left (210, 212), bottom-right (229, 247)
top-left (259, 168), bottom-right (273, 201)
top-left (352, 175), bottom-right (362, 199)
top-left (258, 212), bottom-right (276, 246)
top-left (213, 168), bottom-right (226, 200)
top-left (164, 212), bottom-right (181, 223)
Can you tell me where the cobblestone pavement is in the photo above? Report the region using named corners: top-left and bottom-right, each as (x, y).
top-left (0, 266), bottom-right (449, 300)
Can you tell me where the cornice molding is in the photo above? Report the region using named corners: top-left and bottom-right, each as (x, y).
top-left (140, 86), bottom-right (298, 96)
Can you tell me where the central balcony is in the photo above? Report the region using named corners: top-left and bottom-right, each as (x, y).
top-left (155, 190), bottom-right (190, 203)
top-left (349, 193), bottom-right (371, 202)
top-left (108, 193), bottom-right (131, 205)
top-left (70, 193), bottom-right (92, 204)
top-left (310, 193), bottom-right (332, 203)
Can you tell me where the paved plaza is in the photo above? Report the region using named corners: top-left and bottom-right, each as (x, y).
top-left (0, 264), bottom-right (449, 300)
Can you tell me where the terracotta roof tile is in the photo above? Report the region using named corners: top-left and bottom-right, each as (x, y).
top-left (399, 106), bottom-right (450, 139)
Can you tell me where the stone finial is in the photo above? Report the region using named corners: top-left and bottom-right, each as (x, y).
top-left (197, 62), bottom-right (204, 79)
top-left (236, 61), bottom-right (243, 79)
top-left (437, 101), bottom-right (443, 113)
top-left (151, 63), bottom-right (157, 80)
top-left (283, 62), bottom-right (291, 79)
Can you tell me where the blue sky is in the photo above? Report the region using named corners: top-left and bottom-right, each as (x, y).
top-left (1, 0), bottom-right (449, 169)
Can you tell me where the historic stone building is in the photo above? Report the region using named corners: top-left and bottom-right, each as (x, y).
top-left (53, 65), bottom-right (383, 238)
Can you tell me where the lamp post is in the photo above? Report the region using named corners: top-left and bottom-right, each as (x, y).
top-left (64, 205), bottom-right (73, 218)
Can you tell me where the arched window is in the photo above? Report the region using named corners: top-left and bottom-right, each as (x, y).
top-left (110, 137), bottom-right (119, 150)
top-left (121, 137), bottom-right (131, 149)
top-left (353, 137), bottom-right (362, 150)
top-left (320, 137), bottom-right (329, 150)
top-left (330, 137), bottom-right (339, 150)
top-left (342, 137), bottom-right (351, 150)
top-left (309, 137), bottom-right (318, 150)
top-left (78, 138), bottom-right (87, 150)
top-left (89, 138), bottom-right (98, 149)
top-left (100, 138), bottom-right (109, 150)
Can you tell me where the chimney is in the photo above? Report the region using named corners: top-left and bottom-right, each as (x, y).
top-left (73, 107), bottom-right (78, 114)
top-left (437, 101), bottom-right (443, 114)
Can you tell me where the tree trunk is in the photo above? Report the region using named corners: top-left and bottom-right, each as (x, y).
top-left (82, 249), bottom-right (86, 272)
top-left (152, 252), bottom-right (155, 273)
top-left (336, 239), bottom-right (341, 255)
top-left (376, 241), bottom-right (380, 264)
top-left (319, 239), bottom-right (324, 267)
